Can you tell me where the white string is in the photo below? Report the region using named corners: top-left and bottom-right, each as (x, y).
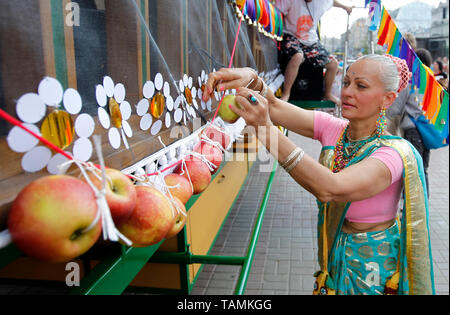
top-left (179, 157), bottom-right (194, 194)
top-left (189, 150), bottom-right (217, 173)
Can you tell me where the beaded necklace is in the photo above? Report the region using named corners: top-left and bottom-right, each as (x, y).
top-left (332, 125), bottom-right (378, 173)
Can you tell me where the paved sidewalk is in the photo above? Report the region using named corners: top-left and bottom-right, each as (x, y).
top-left (191, 133), bottom-right (449, 295)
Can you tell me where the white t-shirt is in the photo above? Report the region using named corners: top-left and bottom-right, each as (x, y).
top-left (276, 0), bottom-right (333, 46)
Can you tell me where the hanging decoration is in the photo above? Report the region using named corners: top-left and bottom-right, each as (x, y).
top-left (6, 77), bottom-right (95, 174)
top-left (366, 0), bottom-right (449, 143)
top-left (233, 0), bottom-right (283, 41)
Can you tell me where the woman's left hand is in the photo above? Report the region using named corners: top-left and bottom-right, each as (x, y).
top-left (230, 87), bottom-right (273, 129)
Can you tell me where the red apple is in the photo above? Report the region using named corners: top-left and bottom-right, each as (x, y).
top-left (164, 173), bottom-right (193, 204)
top-left (117, 186), bottom-right (175, 247)
top-left (174, 156), bottom-right (211, 194)
top-left (165, 197), bottom-right (187, 239)
top-left (84, 168), bottom-right (136, 225)
top-left (202, 126), bottom-right (230, 149)
top-left (194, 142), bottom-right (223, 174)
top-left (8, 175), bottom-right (102, 263)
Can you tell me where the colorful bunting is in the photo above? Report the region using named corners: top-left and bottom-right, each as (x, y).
top-left (368, 0), bottom-right (449, 136)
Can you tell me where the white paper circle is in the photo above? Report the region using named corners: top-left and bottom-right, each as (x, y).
top-left (114, 83), bottom-right (126, 103)
top-left (174, 108), bottom-right (183, 123)
top-left (63, 88), bottom-right (82, 115)
top-left (136, 98), bottom-right (150, 116)
top-left (38, 77), bottom-right (63, 106)
top-left (75, 113), bottom-right (95, 138)
top-left (143, 81), bottom-right (155, 99)
top-left (140, 113), bottom-right (152, 130)
top-left (197, 89), bottom-right (203, 101)
top-left (201, 100), bottom-right (206, 110)
top-left (191, 86), bottom-right (197, 100)
top-left (150, 120), bottom-right (162, 136)
top-left (47, 152), bottom-right (71, 174)
top-left (73, 137), bottom-right (93, 162)
top-left (166, 95), bottom-right (174, 111)
top-left (16, 93), bottom-right (46, 124)
top-left (120, 101), bottom-right (132, 121)
top-left (193, 99), bottom-right (199, 110)
top-left (165, 112), bottom-right (171, 128)
top-left (7, 123), bottom-right (40, 153)
top-left (98, 107), bottom-right (110, 129)
top-left (108, 127), bottom-right (121, 149)
top-left (163, 81), bottom-right (170, 98)
top-left (21, 146), bottom-right (52, 173)
top-left (207, 99), bottom-right (212, 111)
top-left (122, 120), bottom-right (133, 138)
top-left (154, 73), bottom-right (163, 91)
top-left (96, 85), bottom-right (107, 107)
top-left (201, 70), bottom-right (206, 81)
top-left (174, 96), bottom-right (181, 109)
top-left (103, 76), bottom-right (115, 97)
top-left (178, 80), bottom-right (184, 93)
top-left (183, 74), bottom-right (189, 87)
top-left (188, 77), bottom-right (193, 89)
top-left (198, 76), bottom-right (202, 87)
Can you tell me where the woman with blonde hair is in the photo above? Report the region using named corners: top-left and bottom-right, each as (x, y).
top-left (202, 54), bottom-right (435, 295)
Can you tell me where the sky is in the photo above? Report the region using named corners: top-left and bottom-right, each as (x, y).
top-left (321, 0), bottom-right (447, 38)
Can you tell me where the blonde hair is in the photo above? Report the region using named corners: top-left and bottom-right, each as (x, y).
top-left (357, 54), bottom-right (400, 93)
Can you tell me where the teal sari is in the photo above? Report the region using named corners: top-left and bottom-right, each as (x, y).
top-left (315, 135), bottom-right (435, 295)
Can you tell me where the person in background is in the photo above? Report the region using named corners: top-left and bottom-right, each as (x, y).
top-left (433, 59), bottom-right (448, 90)
top-left (276, 0), bottom-right (352, 103)
top-left (386, 48), bottom-right (433, 196)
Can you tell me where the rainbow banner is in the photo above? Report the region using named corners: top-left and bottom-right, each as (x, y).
top-left (368, 0), bottom-right (449, 141)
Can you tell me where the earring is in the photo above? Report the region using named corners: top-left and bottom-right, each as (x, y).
top-left (376, 107), bottom-right (386, 138)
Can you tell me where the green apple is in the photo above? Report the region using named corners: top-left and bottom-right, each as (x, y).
top-left (218, 94), bottom-right (241, 123)
top-left (8, 175), bottom-right (102, 263)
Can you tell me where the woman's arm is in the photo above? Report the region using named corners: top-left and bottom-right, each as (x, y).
top-left (233, 89), bottom-right (393, 203)
top-left (203, 68), bottom-right (316, 138)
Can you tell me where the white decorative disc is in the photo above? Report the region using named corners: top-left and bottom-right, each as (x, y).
top-left (16, 93), bottom-right (46, 124)
top-left (174, 96), bottom-right (181, 109)
top-left (75, 113), bottom-right (95, 138)
top-left (207, 99), bottom-right (212, 111)
top-left (136, 98), bottom-right (150, 116)
top-left (7, 123), bottom-right (40, 153)
top-left (174, 108), bottom-right (183, 123)
top-left (98, 107), bottom-right (110, 129)
top-left (38, 77), bottom-right (63, 106)
top-left (150, 120), bottom-right (162, 135)
top-left (154, 73), bottom-right (163, 91)
top-left (166, 95), bottom-right (174, 111)
top-left (201, 100), bottom-right (206, 110)
top-left (73, 137), bottom-right (93, 162)
top-left (21, 146), bottom-right (52, 173)
top-left (120, 101), bottom-right (132, 121)
top-left (96, 85), bottom-right (107, 107)
top-left (143, 81), bottom-right (155, 99)
top-left (108, 127), bottom-right (121, 149)
top-left (140, 113), bottom-right (152, 130)
top-left (122, 120), bottom-right (133, 138)
top-left (165, 112), bottom-right (171, 128)
top-left (163, 81), bottom-right (170, 98)
top-left (193, 99), bottom-right (199, 110)
top-left (103, 76), bottom-right (115, 97)
top-left (191, 86), bottom-right (197, 100)
top-left (178, 80), bottom-right (184, 93)
top-left (183, 74), bottom-right (189, 87)
top-left (114, 83), bottom-right (126, 103)
top-left (47, 152), bottom-right (71, 174)
top-left (188, 77), bottom-right (193, 89)
top-left (63, 88), bottom-right (82, 115)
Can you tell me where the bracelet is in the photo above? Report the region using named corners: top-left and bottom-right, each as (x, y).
top-left (280, 147), bottom-right (302, 169)
top-left (259, 78), bottom-right (269, 98)
top-left (284, 149), bottom-right (304, 173)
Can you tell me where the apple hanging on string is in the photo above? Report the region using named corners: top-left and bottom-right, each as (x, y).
top-left (8, 175), bottom-right (102, 263)
top-left (174, 156), bottom-right (211, 195)
top-left (164, 173), bottom-right (193, 204)
top-left (84, 168), bottom-right (137, 225)
top-left (165, 197), bottom-right (187, 239)
top-left (218, 94), bottom-right (241, 123)
top-left (201, 125), bottom-right (231, 150)
top-left (117, 185), bottom-right (175, 247)
top-left (193, 142), bottom-right (223, 175)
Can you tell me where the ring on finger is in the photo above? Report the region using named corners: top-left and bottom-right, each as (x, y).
top-left (249, 94), bottom-right (258, 105)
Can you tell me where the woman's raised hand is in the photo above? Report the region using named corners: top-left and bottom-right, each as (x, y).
top-left (202, 67), bottom-right (257, 102)
top-left (230, 87), bottom-right (273, 129)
